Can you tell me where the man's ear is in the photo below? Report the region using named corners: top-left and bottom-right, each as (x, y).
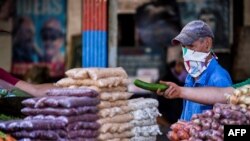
top-left (206, 37), bottom-right (213, 52)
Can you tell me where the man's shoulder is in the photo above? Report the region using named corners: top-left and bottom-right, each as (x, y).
top-left (208, 63), bottom-right (232, 86)
top-left (211, 63), bottom-right (230, 76)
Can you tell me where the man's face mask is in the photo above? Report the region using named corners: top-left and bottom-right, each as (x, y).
top-left (182, 47), bottom-right (211, 78)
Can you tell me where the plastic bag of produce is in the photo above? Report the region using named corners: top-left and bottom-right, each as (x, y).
top-left (23, 114), bottom-right (98, 123)
top-left (0, 119), bottom-right (67, 132)
top-left (98, 106), bottom-right (132, 118)
top-left (46, 88), bottom-right (98, 97)
top-left (128, 98), bottom-right (159, 110)
top-left (130, 136), bottom-right (157, 141)
top-left (97, 113), bottom-right (133, 125)
top-left (68, 129), bottom-right (98, 138)
top-left (132, 125), bottom-right (162, 136)
top-left (67, 121), bottom-right (100, 130)
top-left (97, 100), bottom-right (128, 109)
top-left (99, 92), bottom-right (133, 101)
top-left (56, 77), bottom-right (128, 88)
top-left (12, 130), bottom-right (67, 140)
top-left (22, 96), bottom-right (100, 108)
top-left (22, 106), bottom-right (98, 116)
top-left (99, 123), bottom-right (133, 133)
top-left (98, 131), bottom-right (133, 140)
top-left (132, 107), bottom-right (161, 120)
top-left (130, 118), bottom-right (156, 126)
top-left (65, 68), bottom-right (89, 79)
top-left (87, 67), bottom-right (128, 80)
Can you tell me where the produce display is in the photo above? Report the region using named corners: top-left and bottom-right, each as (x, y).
top-left (232, 78), bottom-right (250, 89)
top-left (0, 131), bottom-right (16, 141)
top-left (55, 67), bottom-right (162, 141)
top-left (168, 103), bottom-right (250, 141)
top-left (133, 79), bottom-right (168, 92)
top-left (0, 88), bottom-right (100, 140)
top-left (227, 85), bottom-right (250, 108)
top-left (166, 84), bottom-right (250, 141)
top-left (0, 67), bottom-right (163, 141)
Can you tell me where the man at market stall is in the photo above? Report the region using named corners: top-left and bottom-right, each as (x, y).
top-left (157, 20), bottom-right (232, 121)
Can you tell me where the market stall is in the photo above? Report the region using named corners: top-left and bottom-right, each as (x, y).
top-left (167, 85), bottom-right (250, 141)
top-left (0, 67), bottom-right (162, 141)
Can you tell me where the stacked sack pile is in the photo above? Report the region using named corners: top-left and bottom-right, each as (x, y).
top-left (168, 85), bottom-right (250, 141)
top-left (0, 88), bottom-right (100, 141)
top-left (56, 67), bottom-right (162, 141)
top-left (127, 97), bottom-right (162, 141)
top-left (56, 67), bottom-right (133, 141)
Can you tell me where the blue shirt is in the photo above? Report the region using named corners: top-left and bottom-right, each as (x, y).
top-left (180, 58), bottom-right (232, 121)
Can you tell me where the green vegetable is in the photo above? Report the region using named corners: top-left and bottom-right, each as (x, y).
top-left (232, 78), bottom-right (250, 88)
top-left (134, 79), bottom-right (168, 92)
top-left (0, 89), bottom-right (8, 98)
top-left (9, 88), bottom-right (32, 97)
top-left (0, 131), bottom-right (6, 138)
top-left (0, 88), bottom-right (32, 99)
top-left (0, 114), bottom-right (20, 121)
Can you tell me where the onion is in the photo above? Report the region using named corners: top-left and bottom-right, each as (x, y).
top-left (211, 121), bottom-right (219, 130)
top-left (218, 125), bottom-right (224, 132)
top-left (213, 107), bottom-right (221, 114)
top-left (203, 110), bottom-right (214, 117)
top-left (192, 119), bottom-right (201, 125)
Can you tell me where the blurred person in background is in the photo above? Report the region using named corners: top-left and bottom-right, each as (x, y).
top-left (0, 29), bottom-right (57, 97)
top-left (0, 67), bottom-right (56, 97)
top-left (40, 18), bottom-right (65, 76)
top-left (198, 7), bottom-right (227, 49)
top-left (135, 1), bottom-right (184, 125)
top-left (12, 17), bottom-right (43, 63)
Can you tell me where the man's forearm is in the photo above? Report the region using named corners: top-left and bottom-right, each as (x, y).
top-left (15, 80), bottom-right (57, 97)
top-left (179, 87), bottom-right (234, 105)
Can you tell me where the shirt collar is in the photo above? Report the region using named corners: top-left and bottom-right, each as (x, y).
top-left (185, 58), bottom-right (218, 86)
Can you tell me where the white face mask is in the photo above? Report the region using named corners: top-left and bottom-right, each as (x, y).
top-left (182, 47), bottom-right (211, 78)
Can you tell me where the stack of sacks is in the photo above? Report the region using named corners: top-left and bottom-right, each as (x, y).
top-left (97, 98), bottom-right (162, 141)
top-left (55, 67), bottom-right (162, 141)
top-left (0, 88), bottom-right (100, 141)
top-left (128, 98), bottom-right (162, 141)
top-left (56, 67), bottom-right (129, 93)
top-left (55, 67), bottom-right (135, 141)
top-left (97, 92), bottom-right (134, 141)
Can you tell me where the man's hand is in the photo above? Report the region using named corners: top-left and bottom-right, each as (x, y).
top-left (156, 81), bottom-right (181, 99)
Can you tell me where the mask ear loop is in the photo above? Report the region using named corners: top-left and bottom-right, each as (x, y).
top-left (210, 49), bottom-right (218, 59)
